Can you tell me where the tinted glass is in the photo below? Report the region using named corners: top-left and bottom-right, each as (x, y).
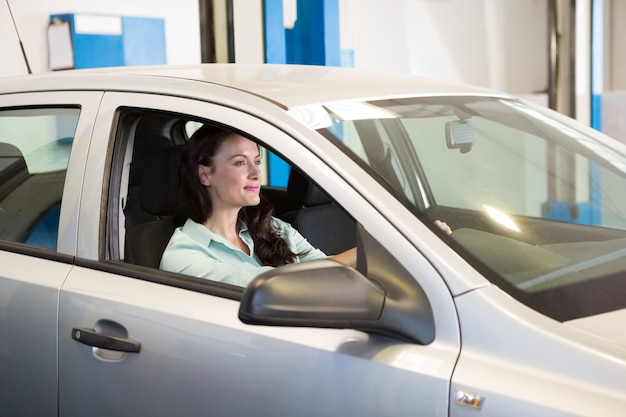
top-left (0, 108), bottom-right (79, 249)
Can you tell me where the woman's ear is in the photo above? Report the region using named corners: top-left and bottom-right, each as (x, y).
top-left (198, 164), bottom-right (212, 186)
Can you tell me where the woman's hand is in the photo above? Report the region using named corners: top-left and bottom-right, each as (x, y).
top-left (330, 220), bottom-right (450, 269)
top-left (434, 219), bottom-right (452, 235)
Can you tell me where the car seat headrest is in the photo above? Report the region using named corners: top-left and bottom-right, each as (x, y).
top-left (139, 145), bottom-right (182, 216)
top-left (129, 134), bottom-right (171, 187)
top-left (287, 168), bottom-right (330, 207)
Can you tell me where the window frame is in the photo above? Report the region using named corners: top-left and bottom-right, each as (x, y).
top-left (0, 91), bottom-right (103, 258)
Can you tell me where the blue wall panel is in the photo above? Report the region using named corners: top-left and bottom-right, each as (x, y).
top-left (264, 0), bottom-right (287, 64)
top-left (122, 16), bottom-right (166, 66)
top-left (49, 13), bottom-right (165, 69)
top-left (263, 0), bottom-right (340, 186)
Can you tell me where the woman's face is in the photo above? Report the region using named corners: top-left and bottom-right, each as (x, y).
top-left (198, 134), bottom-right (262, 212)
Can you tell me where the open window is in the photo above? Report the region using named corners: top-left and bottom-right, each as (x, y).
top-left (108, 111), bottom-right (356, 273)
top-left (106, 109), bottom-right (185, 266)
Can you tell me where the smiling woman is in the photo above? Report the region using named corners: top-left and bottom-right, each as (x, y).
top-left (159, 124), bottom-right (355, 286)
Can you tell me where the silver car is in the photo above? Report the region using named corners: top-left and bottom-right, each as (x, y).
top-left (0, 64), bottom-right (625, 417)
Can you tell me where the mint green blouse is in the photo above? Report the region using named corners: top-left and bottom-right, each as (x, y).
top-left (160, 217), bottom-right (327, 287)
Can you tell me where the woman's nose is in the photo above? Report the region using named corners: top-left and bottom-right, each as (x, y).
top-left (249, 164), bottom-right (261, 178)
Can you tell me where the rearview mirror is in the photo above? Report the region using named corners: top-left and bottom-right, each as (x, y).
top-left (446, 119), bottom-right (474, 153)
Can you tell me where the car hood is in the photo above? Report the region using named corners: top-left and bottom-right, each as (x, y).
top-left (566, 309), bottom-right (626, 348)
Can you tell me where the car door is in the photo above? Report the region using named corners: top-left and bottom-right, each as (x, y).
top-left (0, 91), bottom-right (102, 416)
top-left (58, 91), bottom-right (460, 417)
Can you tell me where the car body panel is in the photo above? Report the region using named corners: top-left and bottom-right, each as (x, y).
top-left (0, 250), bottom-right (72, 416)
top-left (0, 64), bottom-right (625, 416)
top-left (566, 309), bottom-right (626, 348)
top-left (59, 266), bottom-right (454, 417)
top-left (451, 286), bottom-right (626, 417)
top-left (0, 64), bottom-right (504, 108)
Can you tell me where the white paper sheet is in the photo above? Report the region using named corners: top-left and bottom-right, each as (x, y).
top-left (47, 19), bottom-right (74, 70)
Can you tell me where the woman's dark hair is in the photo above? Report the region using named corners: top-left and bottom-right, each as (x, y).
top-left (174, 124), bottom-right (300, 266)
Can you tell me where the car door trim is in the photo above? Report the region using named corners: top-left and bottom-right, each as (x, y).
top-left (74, 256), bottom-right (243, 300)
top-left (0, 239), bottom-right (74, 264)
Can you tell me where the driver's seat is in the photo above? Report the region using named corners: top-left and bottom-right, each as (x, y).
top-left (124, 145), bottom-right (182, 268)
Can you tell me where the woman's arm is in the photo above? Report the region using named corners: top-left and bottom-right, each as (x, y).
top-left (329, 220), bottom-right (450, 269)
top-left (330, 247), bottom-right (357, 268)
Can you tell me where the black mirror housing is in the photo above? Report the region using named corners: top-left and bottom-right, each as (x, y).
top-left (239, 259), bottom-right (385, 327)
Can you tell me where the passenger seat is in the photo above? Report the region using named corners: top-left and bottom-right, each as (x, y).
top-left (282, 169), bottom-right (356, 255)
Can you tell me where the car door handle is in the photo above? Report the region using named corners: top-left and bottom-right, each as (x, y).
top-left (71, 326), bottom-right (141, 353)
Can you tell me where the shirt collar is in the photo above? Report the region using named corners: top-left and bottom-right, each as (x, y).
top-left (182, 218), bottom-right (253, 252)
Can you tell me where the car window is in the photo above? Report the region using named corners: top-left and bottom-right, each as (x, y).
top-left (112, 110), bottom-right (356, 284)
top-left (0, 107), bottom-right (79, 249)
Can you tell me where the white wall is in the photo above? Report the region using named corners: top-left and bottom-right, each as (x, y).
top-left (3, 0), bottom-right (201, 75)
top-left (606, 0), bottom-right (626, 90)
top-left (349, 0), bottom-right (548, 95)
top-left (233, 0), bottom-right (264, 64)
top-left (233, 0), bottom-right (551, 95)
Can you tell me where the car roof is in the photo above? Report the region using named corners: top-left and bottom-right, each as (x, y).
top-left (0, 63), bottom-right (508, 109)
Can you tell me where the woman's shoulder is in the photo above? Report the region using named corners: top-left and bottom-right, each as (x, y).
top-left (270, 216), bottom-right (288, 226)
top-left (269, 216), bottom-right (297, 236)
top-left (271, 217), bottom-right (298, 240)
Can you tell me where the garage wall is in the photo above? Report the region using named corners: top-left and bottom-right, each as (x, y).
top-left (601, 0), bottom-right (626, 144)
top-left (348, 0), bottom-right (548, 95)
top-left (2, 0), bottom-right (623, 97)
top-left (0, 0), bottom-right (571, 97)
top-left (606, 0), bottom-right (626, 90)
top-left (4, 0), bottom-right (201, 75)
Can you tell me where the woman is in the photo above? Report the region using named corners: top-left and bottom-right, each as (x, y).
top-left (160, 125), bottom-right (356, 286)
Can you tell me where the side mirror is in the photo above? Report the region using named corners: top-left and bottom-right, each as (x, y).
top-left (239, 259), bottom-right (385, 327)
top-left (239, 258), bottom-right (435, 344)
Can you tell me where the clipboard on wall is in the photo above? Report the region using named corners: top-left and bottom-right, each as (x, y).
top-left (47, 17), bottom-right (74, 70)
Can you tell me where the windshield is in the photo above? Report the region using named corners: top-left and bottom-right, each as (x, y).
top-left (289, 96), bottom-right (626, 322)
